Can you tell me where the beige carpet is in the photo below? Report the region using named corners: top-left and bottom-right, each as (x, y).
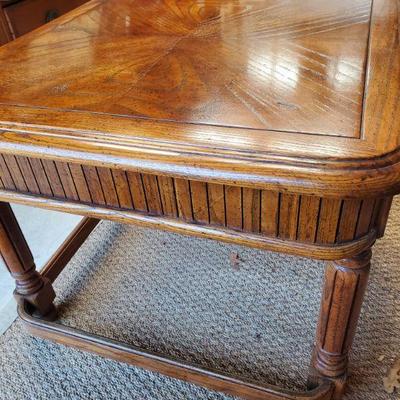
top-left (0, 197), bottom-right (399, 400)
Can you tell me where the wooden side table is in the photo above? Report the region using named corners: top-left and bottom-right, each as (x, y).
top-left (0, 1), bottom-right (399, 399)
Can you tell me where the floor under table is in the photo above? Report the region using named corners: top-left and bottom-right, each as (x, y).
top-left (0, 199), bottom-right (399, 399)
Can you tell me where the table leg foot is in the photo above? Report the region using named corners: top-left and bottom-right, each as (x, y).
top-left (307, 350), bottom-right (347, 399)
top-left (308, 249), bottom-right (371, 399)
top-left (13, 277), bottom-right (57, 321)
top-left (0, 202), bottom-right (57, 320)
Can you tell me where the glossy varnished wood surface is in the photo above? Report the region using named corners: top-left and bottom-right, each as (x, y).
top-left (0, 0), bottom-right (373, 137)
top-left (0, 0), bottom-right (398, 197)
top-left (0, 3), bottom-right (398, 398)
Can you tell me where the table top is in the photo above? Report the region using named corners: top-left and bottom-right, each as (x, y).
top-left (0, 0), bottom-right (399, 197)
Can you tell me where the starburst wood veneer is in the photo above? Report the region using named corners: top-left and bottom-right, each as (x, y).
top-left (0, 0), bottom-right (399, 399)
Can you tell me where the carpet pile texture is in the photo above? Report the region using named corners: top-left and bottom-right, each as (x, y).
top-left (0, 198), bottom-right (399, 399)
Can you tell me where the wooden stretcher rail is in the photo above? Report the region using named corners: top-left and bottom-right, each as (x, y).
top-left (40, 217), bottom-right (99, 282)
top-left (19, 302), bottom-right (334, 400)
top-left (5, 193), bottom-right (334, 400)
top-left (0, 190), bottom-right (377, 261)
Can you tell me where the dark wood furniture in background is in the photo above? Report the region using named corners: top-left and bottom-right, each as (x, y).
top-left (0, 0), bottom-right (87, 44)
top-left (0, 0), bottom-right (399, 399)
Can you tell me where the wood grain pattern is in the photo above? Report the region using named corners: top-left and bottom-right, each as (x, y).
top-left (311, 250), bottom-right (371, 397)
top-left (126, 172), bottom-right (147, 212)
top-left (279, 194), bottom-right (300, 240)
top-left (111, 170), bottom-right (133, 210)
top-left (261, 191), bottom-right (279, 237)
top-left (142, 174), bottom-right (163, 215)
top-left (0, 0), bottom-right (372, 137)
top-left (29, 158), bottom-right (53, 196)
top-left (0, 0), bottom-right (398, 199)
top-left (97, 167), bottom-right (119, 208)
top-left (158, 176), bottom-right (178, 218)
top-left (355, 199), bottom-right (376, 237)
top-left (243, 188), bottom-right (261, 234)
top-left (190, 181), bottom-right (209, 224)
top-left (0, 154), bottom-right (16, 190)
top-left (3, 154), bottom-right (27, 192)
top-left (0, 189), bottom-right (377, 262)
top-left (316, 199), bottom-right (343, 245)
top-left (0, 155), bottom-right (384, 248)
top-left (225, 186), bottom-right (242, 230)
top-left (55, 161), bottom-right (79, 201)
top-left (297, 196), bottom-right (321, 243)
top-left (208, 183), bottom-right (225, 227)
top-left (41, 159), bottom-right (65, 198)
top-left (82, 166), bottom-right (105, 205)
top-left (68, 163), bottom-right (91, 203)
top-left (336, 200), bottom-right (362, 243)
top-left (0, 2), bottom-right (398, 399)
top-left (175, 178), bottom-right (193, 222)
top-left (15, 156), bottom-right (40, 194)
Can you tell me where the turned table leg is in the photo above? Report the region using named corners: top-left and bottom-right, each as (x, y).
top-left (309, 249), bottom-right (371, 399)
top-left (0, 202), bottom-right (56, 320)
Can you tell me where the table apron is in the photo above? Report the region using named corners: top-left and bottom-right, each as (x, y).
top-left (0, 154), bottom-right (392, 260)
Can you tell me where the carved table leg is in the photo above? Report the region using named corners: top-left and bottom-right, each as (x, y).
top-left (0, 202), bottom-right (56, 320)
top-left (308, 249), bottom-right (371, 399)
